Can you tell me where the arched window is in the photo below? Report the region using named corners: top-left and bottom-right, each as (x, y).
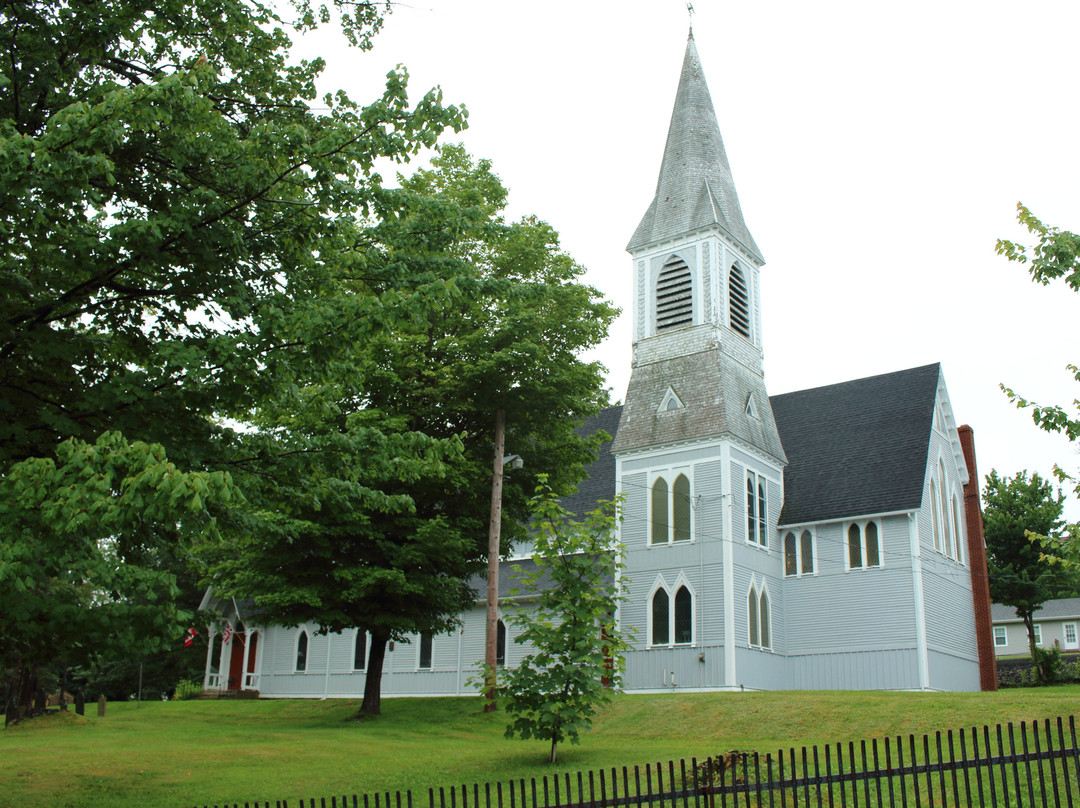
top-left (746, 471), bottom-right (767, 546)
top-left (848, 523), bottom-right (863, 569)
top-left (496, 620), bottom-right (507, 666)
top-left (674, 586), bottom-right (693, 644)
top-left (747, 584), bottom-right (759, 647)
top-left (728, 265), bottom-right (751, 338)
top-left (939, 460), bottom-right (951, 556)
top-left (296, 630), bottom-right (309, 672)
top-left (865, 521), bottom-right (880, 567)
top-left (651, 477), bottom-right (669, 545)
top-left (784, 531), bottom-right (797, 576)
top-left (759, 589), bottom-right (771, 650)
top-left (673, 474), bottom-right (691, 542)
top-left (931, 471), bottom-right (942, 553)
top-left (656, 256), bottom-right (693, 330)
top-left (651, 588), bottom-right (670, 645)
top-left (353, 630), bottom-right (367, 671)
top-left (800, 530), bottom-right (814, 574)
top-left (952, 493), bottom-right (964, 561)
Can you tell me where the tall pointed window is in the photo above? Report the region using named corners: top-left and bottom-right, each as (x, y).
top-left (746, 471), bottom-right (767, 547)
top-left (496, 620), bottom-right (507, 666)
top-left (673, 474), bottom-right (691, 542)
top-left (296, 630), bottom-right (309, 672)
top-left (784, 531), bottom-right (797, 576)
top-left (800, 530), bottom-right (814, 574)
top-left (952, 493), bottom-right (965, 562)
top-left (848, 521), bottom-right (882, 569)
top-left (651, 477), bottom-right (669, 545)
top-left (747, 584), bottom-right (759, 647)
top-left (656, 256), bottom-right (693, 330)
top-left (728, 265), bottom-right (751, 338)
top-left (674, 586), bottom-right (693, 644)
top-left (651, 472), bottom-right (693, 544)
top-left (759, 589), bottom-right (771, 650)
top-left (651, 588), bottom-right (670, 645)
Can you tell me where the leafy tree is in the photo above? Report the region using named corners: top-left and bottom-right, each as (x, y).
top-left (0, 0), bottom-right (463, 714)
top-left (494, 481), bottom-right (629, 764)
top-left (0, 432), bottom-right (235, 721)
top-left (201, 147), bottom-right (618, 716)
top-left (982, 469), bottom-right (1066, 684)
top-left (996, 204), bottom-right (1080, 567)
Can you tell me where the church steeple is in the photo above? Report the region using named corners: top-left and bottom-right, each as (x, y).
top-left (612, 31), bottom-right (784, 465)
top-left (628, 31), bottom-right (763, 263)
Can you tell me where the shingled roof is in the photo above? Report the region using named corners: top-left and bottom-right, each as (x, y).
top-left (627, 31), bottom-right (763, 262)
top-left (771, 363), bottom-right (940, 525)
top-left (560, 404), bottom-right (622, 518)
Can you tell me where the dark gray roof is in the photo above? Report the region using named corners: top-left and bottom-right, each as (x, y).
top-left (771, 363), bottom-right (940, 525)
top-left (628, 32), bottom-right (763, 262)
top-left (991, 598), bottom-right (1080, 623)
top-left (560, 404), bottom-right (622, 518)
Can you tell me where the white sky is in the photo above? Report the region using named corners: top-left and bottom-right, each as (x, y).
top-left (294, 1), bottom-right (1080, 516)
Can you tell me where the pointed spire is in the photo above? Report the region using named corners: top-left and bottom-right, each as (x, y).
top-left (628, 32), bottom-right (763, 263)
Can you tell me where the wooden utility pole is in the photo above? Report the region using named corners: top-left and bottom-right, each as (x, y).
top-left (483, 408), bottom-right (506, 712)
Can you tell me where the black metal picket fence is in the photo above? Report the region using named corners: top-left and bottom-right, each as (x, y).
top-left (197, 715), bottom-right (1080, 808)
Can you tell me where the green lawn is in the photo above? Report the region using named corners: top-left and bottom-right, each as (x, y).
top-left (2, 689), bottom-right (1078, 808)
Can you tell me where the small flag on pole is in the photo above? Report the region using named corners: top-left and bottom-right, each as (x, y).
top-left (183, 627), bottom-right (198, 648)
top-left (222, 622), bottom-right (233, 643)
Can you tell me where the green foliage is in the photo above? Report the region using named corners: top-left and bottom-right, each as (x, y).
top-left (203, 147), bottom-right (617, 716)
top-left (496, 481), bottom-right (630, 764)
top-left (0, 0), bottom-right (463, 717)
top-left (996, 204), bottom-right (1080, 568)
top-left (982, 469), bottom-right (1069, 684)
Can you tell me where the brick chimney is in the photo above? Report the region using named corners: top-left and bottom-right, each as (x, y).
top-left (958, 425), bottom-right (997, 690)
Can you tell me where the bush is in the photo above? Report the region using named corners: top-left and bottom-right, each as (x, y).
top-left (172, 678), bottom-right (204, 700)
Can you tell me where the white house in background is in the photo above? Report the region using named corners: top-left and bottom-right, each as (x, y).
top-left (200, 30), bottom-right (998, 698)
top-left (991, 598), bottom-right (1080, 656)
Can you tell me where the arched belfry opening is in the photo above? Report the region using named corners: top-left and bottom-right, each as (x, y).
top-left (656, 255), bottom-right (693, 331)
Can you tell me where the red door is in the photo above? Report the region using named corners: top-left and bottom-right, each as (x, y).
top-left (227, 632), bottom-right (246, 690)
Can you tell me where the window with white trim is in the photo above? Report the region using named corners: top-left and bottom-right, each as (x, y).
top-left (939, 459), bottom-right (952, 557)
top-left (496, 620), bottom-right (507, 666)
top-left (650, 583), bottom-right (694, 646)
top-left (353, 630), bottom-right (367, 671)
top-left (951, 492), bottom-right (965, 562)
top-left (296, 630), bottom-right (309, 672)
top-left (728, 264), bottom-right (751, 338)
top-left (993, 626), bottom-right (1007, 647)
top-left (656, 255), bottom-right (693, 331)
top-left (1033, 624), bottom-right (1042, 646)
top-left (1064, 623), bottom-right (1078, 647)
top-left (747, 580), bottom-right (771, 650)
top-left (847, 520), bottom-right (882, 569)
top-left (746, 471), bottom-right (767, 547)
top-left (650, 472), bottom-right (692, 544)
top-left (419, 632), bottom-right (433, 669)
top-left (783, 529), bottom-right (815, 576)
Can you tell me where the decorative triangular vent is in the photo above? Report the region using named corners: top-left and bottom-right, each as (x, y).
top-left (658, 387), bottom-right (684, 413)
top-left (745, 393), bottom-right (759, 419)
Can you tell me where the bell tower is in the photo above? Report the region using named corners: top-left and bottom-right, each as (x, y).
top-left (612, 30), bottom-right (784, 464)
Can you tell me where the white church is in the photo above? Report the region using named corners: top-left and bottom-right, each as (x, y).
top-left (200, 32), bottom-right (997, 697)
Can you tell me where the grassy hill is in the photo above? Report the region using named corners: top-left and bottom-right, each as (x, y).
top-left (2, 689), bottom-right (1078, 808)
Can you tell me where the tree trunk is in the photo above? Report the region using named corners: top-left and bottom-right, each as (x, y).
top-left (358, 630), bottom-right (389, 717)
top-left (549, 733), bottom-right (558, 765)
top-left (1021, 610), bottom-right (1047, 684)
top-left (484, 408), bottom-right (506, 713)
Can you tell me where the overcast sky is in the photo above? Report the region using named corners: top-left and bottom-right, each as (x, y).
top-left (294, 1), bottom-right (1080, 515)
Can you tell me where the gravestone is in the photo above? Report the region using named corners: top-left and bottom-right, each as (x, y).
top-left (97, 694), bottom-right (106, 717)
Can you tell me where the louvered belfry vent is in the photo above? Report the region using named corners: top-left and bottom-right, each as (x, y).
top-left (729, 265), bottom-right (751, 338)
top-left (656, 257), bottom-right (693, 331)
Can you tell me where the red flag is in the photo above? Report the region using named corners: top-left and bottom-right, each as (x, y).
top-left (222, 622), bottom-right (233, 643)
top-left (183, 627), bottom-right (198, 648)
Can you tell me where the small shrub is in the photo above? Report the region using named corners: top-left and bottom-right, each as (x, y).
top-left (172, 678), bottom-right (203, 700)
